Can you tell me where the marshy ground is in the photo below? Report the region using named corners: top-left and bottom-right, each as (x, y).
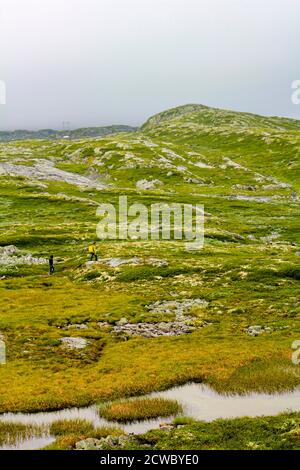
top-left (0, 104), bottom-right (299, 449)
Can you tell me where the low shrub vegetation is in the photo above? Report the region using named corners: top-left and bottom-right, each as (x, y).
top-left (50, 419), bottom-right (94, 436)
top-left (0, 422), bottom-right (45, 446)
top-left (173, 416), bottom-right (196, 426)
top-left (98, 398), bottom-right (182, 422)
top-left (137, 413), bottom-right (300, 450)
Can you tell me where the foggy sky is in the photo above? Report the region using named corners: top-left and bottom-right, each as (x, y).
top-left (0, 0), bottom-right (299, 130)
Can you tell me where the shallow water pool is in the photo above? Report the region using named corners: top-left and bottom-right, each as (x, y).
top-left (1, 383), bottom-right (300, 450)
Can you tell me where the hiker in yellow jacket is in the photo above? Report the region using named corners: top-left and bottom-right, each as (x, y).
top-left (88, 241), bottom-right (98, 261)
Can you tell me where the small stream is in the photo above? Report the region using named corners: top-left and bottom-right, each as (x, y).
top-left (1, 382), bottom-right (300, 450)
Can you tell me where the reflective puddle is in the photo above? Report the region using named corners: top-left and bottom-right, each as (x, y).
top-left (0, 436), bottom-right (54, 451)
top-left (1, 382), bottom-right (300, 450)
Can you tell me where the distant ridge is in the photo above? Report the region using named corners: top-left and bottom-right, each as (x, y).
top-left (0, 125), bottom-right (138, 142)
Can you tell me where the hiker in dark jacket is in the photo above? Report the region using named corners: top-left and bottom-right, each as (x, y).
top-left (49, 255), bottom-right (55, 275)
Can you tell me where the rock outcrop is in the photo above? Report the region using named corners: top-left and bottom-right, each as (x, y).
top-left (0, 160), bottom-right (107, 189)
top-left (112, 299), bottom-right (211, 338)
top-left (60, 337), bottom-right (90, 349)
top-left (0, 246), bottom-right (47, 266)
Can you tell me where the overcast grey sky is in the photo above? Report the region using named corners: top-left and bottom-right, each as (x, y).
top-left (0, 0), bottom-right (299, 130)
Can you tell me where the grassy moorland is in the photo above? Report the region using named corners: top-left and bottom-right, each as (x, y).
top-left (0, 104), bottom-right (299, 449)
top-left (42, 412), bottom-right (300, 450)
top-left (3, 412), bottom-right (299, 450)
top-left (127, 413), bottom-right (300, 450)
top-left (99, 398), bottom-right (182, 422)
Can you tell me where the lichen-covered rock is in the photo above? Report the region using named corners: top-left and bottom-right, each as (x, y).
top-left (112, 299), bottom-right (211, 338)
top-left (136, 179), bottom-right (163, 190)
top-left (0, 245), bottom-right (18, 255)
top-left (75, 438), bottom-right (102, 450)
top-left (159, 422), bottom-right (175, 430)
top-left (62, 323), bottom-right (88, 330)
top-left (146, 299), bottom-right (208, 321)
top-left (113, 320), bottom-right (195, 338)
top-left (0, 245), bottom-right (47, 266)
top-left (0, 160), bottom-right (108, 189)
top-left (103, 257), bottom-right (141, 267)
top-left (245, 325), bottom-right (273, 337)
top-left (85, 257), bottom-right (168, 268)
top-left (75, 435), bottom-right (133, 450)
top-left (60, 337), bottom-right (90, 349)
top-left (117, 317), bottom-right (129, 326)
